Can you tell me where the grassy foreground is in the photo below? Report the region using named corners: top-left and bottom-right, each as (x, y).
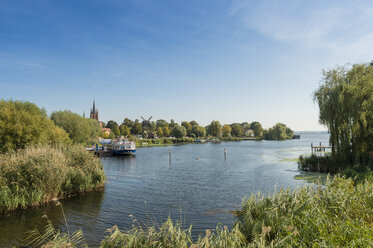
top-left (30, 176), bottom-right (373, 247)
top-left (0, 145), bottom-right (106, 213)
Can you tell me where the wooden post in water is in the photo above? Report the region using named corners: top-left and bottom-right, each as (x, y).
top-left (169, 149), bottom-right (172, 163)
top-left (311, 143), bottom-right (313, 154)
top-left (224, 148), bottom-right (227, 160)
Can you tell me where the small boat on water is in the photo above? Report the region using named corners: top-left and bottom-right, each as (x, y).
top-left (112, 139), bottom-right (136, 155)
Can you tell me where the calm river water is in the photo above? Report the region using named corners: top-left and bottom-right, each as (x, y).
top-left (0, 132), bottom-right (329, 247)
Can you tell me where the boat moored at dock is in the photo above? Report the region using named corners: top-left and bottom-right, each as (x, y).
top-left (112, 139), bottom-right (136, 155)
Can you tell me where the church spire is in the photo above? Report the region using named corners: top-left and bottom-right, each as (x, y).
top-left (93, 99), bottom-right (96, 113)
top-left (90, 99), bottom-right (99, 121)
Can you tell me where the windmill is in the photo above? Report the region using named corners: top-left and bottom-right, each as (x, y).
top-left (141, 116), bottom-right (153, 130)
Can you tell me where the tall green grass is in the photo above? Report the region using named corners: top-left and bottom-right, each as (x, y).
top-left (26, 176), bottom-right (373, 247)
top-left (0, 145), bottom-right (105, 213)
top-left (98, 176), bottom-right (373, 247)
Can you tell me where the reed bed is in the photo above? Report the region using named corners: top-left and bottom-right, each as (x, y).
top-left (98, 176), bottom-right (373, 247)
top-left (0, 145), bottom-right (105, 213)
top-left (24, 176), bottom-right (373, 247)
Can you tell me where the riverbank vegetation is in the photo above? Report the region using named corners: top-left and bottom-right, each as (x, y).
top-left (0, 145), bottom-right (105, 213)
top-left (51, 110), bottom-right (102, 145)
top-left (299, 62), bottom-right (373, 174)
top-left (0, 100), bottom-right (71, 153)
top-left (30, 176), bottom-right (373, 247)
top-left (105, 117), bottom-right (294, 141)
top-left (0, 100), bottom-right (106, 214)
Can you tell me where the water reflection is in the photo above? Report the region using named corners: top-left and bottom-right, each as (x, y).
top-left (0, 189), bottom-right (104, 247)
top-left (0, 132), bottom-right (329, 247)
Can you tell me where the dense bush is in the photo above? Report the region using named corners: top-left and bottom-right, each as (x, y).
top-left (299, 154), bottom-right (373, 176)
top-left (263, 123), bottom-right (294, 140)
top-left (0, 145), bottom-right (105, 213)
top-left (0, 100), bottom-right (71, 153)
top-left (235, 176), bottom-right (373, 247)
top-left (51, 110), bottom-right (102, 145)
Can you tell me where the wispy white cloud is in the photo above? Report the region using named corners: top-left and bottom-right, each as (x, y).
top-left (0, 58), bottom-right (43, 69)
top-left (230, 0), bottom-right (373, 64)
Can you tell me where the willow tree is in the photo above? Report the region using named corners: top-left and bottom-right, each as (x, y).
top-left (314, 63), bottom-right (373, 166)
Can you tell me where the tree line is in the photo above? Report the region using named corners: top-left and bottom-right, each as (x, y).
top-left (0, 99), bottom-right (295, 154)
top-left (102, 118), bottom-right (294, 140)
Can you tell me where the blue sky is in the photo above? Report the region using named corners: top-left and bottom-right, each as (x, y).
top-left (1, 0), bottom-right (373, 130)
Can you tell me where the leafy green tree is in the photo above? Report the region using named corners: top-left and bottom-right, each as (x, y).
top-left (181, 121), bottom-right (192, 136)
top-left (190, 120), bottom-right (198, 126)
top-left (250, 121), bottom-right (263, 138)
top-left (106, 120), bottom-right (119, 131)
top-left (314, 63), bottom-right (373, 165)
top-left (264, 123), bottom-right (293, 140)
top-left (119, 124), bottom-right (130, 136)
top-left (231, 123), bottom-right (244, 137)
top-left (222, 124), bottom-right (232, 137)
top-left (207, 120), bottom-right (221, 137)
top-left (169, 119), bottom-right (176, 128)
top-left (0, 100), bottom-right (71, 153)
top-left (156, 127), bottom-right (164, 137)
top-left (123, 118), bottom-right (134, 128)
top-left (241, 122), bottom-right (250, 132)
top-left (191, 125), bottom-right (206, 137)
top-left (131, 122), bottom-right (143, 135)
top-left (112, 125), bottom-right (120, 136)
top-left (172, 125), bottom-right (187, 138)
top-left (162, 126), bottom-right (171, 137)
top-left (156, 119), bottom-right (168, 128)
top-left (197, 126), bottom-right (206, 137)
top-left (51, 110), bottom-right (100, 144)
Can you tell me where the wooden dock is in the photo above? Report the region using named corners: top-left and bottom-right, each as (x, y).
top-left (311, 142), bottom-right (331, 153)
top-left (94, 149), bottom-right (113, 157)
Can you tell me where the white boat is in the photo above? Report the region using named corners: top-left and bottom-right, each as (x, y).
top-left (112, 139), bottom-right (136, 155)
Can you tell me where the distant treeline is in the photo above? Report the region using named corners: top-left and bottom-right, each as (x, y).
top-left (0, 99), bottom-right (294, 154)
top-left (102, 118), bottom-right (294, 141)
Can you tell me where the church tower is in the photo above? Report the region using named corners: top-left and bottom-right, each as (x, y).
top-left (90, 100), bottom-right (99, 121)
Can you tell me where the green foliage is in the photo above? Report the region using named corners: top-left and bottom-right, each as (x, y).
top-left (241, 122), bottom-right (250, 132)
top-left (156, 119), bottom-right (168, 128)
top-left (181, 121), bottom-right (192, 136)
top-left (100, 218), bottom-right (246, 248)
top-left (105, 120), bottom-right (119, 130)
top-left (98, 176), bottom-right (373, 247)
top-left (0, 100), bottom-right (71, 153)
top-left (230, 124), bottom-right (244, 137)
top-left (156, 127), bottom-right (163, 137)
top-left (191, 124), bottom-right (206, 138)
top-left (112, 126), bottom-right (120, 136)
top-left (264, 123), bottom-right (294, 140)
top-left (51, 110), bottom-right (101, 145)
top-left (162, 126), bottom-right (171, 137)
top-left (0, 145), bottom-right (105, 213)
top-left (171, 125), bottom-right (187, 138)
top-left (222, 124), bottom-right (232, 137)
top-left (314, 63), bottom-right (373, 166)
top-left (119, 124), bottom-right (130, 136)
top-left (236, 176), bottom-right (373, 247)
top-left (131, 122), bottom-right (143, 135)
top-left (250, 121), bottom-right (263, 138)
top-left (122, 118), bottom-right (134, 128)
top-left (136, 137), bottom-right (194, 146)
top-left (190, 120), bottom-right (198, 126)
top-left (207, 120), bottom-right (221, 137)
